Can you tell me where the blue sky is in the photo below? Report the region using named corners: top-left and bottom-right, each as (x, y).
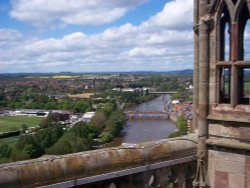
top-left (0, 0), bottom-right (194, 73)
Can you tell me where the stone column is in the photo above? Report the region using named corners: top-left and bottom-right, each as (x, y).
top-left (193, 0), bottom-right (199, 132)
top-left (231, 23), bottom-right (239, 106)
top-left (193, 0), bottom-right (210, 187)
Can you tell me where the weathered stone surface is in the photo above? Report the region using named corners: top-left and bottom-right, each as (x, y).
top-left (221, 126), bottom-right (240, 138)
top-left (0, 137), bottom-right (197, 187)
top-left (214, 159), bottom-right (245, 175)
top-left (228, 173), bottom-right (245, 188)
top-left (209, 150), bottom-right (246, 163)
top-left (209, 124), bottom-right (240, 139)
top-left (214, 171), bottom-right (228, 188)
top-left (240, 127), bottom-right (250, 142)
top-left (194, 1), bottom-right (250, 188)
top-left (246, 156), bottom-right (250, 188)
top-left (207, 149), bottom-right (249, 187)
top-left (208, 151), bottom-right (215, 187)
top-left (209, 124), bottom-right (222, 136)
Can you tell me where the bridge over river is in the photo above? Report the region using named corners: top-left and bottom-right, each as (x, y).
top-left (125, 111), bottom-right (168, 119)
top-left (120, 94), bottom-right (176, 144)
top-left (0, 95), bottom-right (184, 187)
top-left (148, 91), bottom-right (178, 95)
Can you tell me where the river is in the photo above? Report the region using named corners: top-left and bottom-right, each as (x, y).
top-left (106, 95), bottom-right (177, 147)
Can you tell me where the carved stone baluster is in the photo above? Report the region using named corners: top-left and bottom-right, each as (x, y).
top-left (170, 165), bottom-right (187, 188)
top-left (155, 167), bottom-right (171, 187)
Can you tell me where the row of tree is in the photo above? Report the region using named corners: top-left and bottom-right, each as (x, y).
top-left (0, 102), bottom-right (126, 163)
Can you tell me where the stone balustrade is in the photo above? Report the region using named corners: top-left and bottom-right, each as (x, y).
top-left (0, 136), bottom-right (197, 188)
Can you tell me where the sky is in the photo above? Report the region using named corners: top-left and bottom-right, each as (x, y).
top-left (0, 0), bottom-right (194, 73)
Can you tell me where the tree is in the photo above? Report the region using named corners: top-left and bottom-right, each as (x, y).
top-left (23, 144), bottom-right (38, 158)
top-left (176, 115), bottom-right (188, 134)
top-left (106, 110), bottom-right (126, 136)
top-left (34, 125), bottom-right (63, 150)
top-left (39, 112), bottom-right (54, 128)
top-left (90, 112), bottom-right (107, 132)
top-left (103, 102), bottom-right (116, 117)
top-left (74, 101), bottom-right (91, 113)
top-left (100, 132), bottom-right (113, 143)
top-left (14, 135), bottom-right (43, 159)
top-left (46, 140), bottom-right (72, 155)
top-left (47, 131), bottom-right (92, 155)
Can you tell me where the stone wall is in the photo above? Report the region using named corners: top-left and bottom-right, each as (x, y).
top-left (208, 150), bottom-right (250, 188)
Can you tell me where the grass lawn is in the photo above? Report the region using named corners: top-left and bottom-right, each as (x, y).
top-left (244, 83), bottom-right (250, 96)
top-left (0, 136), bottom-right (20, 147)
top-left (0, 116), bottom-right (44, 132)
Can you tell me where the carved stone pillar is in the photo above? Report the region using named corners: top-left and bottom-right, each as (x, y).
top-left (193, 1), bottom-right (210, 186)
top-left (193, 0), bottom-right (199, 132)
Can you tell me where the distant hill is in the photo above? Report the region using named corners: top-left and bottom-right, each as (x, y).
top-left (0, 69), bottom-right (194, 77)
top-left (163, 69), bottom-right (193, 75)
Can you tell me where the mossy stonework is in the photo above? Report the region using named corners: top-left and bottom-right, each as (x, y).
top-left (0, 137), bottom-right (197, 187)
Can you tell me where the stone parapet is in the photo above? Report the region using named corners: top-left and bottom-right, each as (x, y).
top-left (0, 137), bottom-right (197, 188)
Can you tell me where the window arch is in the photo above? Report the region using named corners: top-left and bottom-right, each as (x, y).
top-left (237, 2), bottom-right (249, 60)
top-left (216, 1), bottom-right (250, 105)
top-left (243, 20), bottom-right (250, 60)
top-left (237, 2), bottom-right (250, 104)
top-left (217, 3), bottom-right (231, 104)
top-left (218, 3), bottom-right (231, 61)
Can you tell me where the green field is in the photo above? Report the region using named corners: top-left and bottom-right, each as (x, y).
top-left (0, 116), bottom-right (44, 132)
top-left (0, 136), bottom-right (19, 147)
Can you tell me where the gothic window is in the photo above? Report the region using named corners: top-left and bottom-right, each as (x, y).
top-left (243, 21), bottom-right (250, 60)
top-left (219, 6), bottom-right (231, 61)
top-left (218, 4), bottom-right (231, 103)
top-left (238, 2), bottom-right (249, 60)
top-left (219, 67), bottom-right (231, 103)
top-left (238, 67), bottom-right (250, 104)
top-left (237, 2), bottom-right (250, 104)
top-left (217, 1), bottom-right (250, 105)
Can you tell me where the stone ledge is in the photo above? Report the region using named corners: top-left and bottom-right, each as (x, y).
top-left (206, 138), bottom-right (250, 151)
top-left (0, 137), bottom-right (197, 188)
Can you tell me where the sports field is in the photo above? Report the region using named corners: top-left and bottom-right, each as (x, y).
top-left (0, 116), bottom-right (43, 132)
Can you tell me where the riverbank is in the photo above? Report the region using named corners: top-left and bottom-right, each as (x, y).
top-left (105, 95), bottom-right (177, 147)
top-left (124, 94), bottom-right (160, 111)
top-left (168, 113), bottom-right (178, 123)
top-left (167, 100), bottom-right (193, 129)
top-left (164, 99), bottom-right (178, 124)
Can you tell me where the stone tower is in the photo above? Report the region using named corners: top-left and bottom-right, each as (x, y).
top-left (193, 0), bottom-right (250, 187)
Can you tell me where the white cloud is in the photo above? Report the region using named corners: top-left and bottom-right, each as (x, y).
top-left (145, 0), bottom-right (193, 30)
top-left (10, 0), bottom-right (148, 27)
top-left (128, 47), bottom-right (167, 57)
top-left (0, 29), bottom-right (23, 46)
top-left (1, 0), bottom-right (195, 73)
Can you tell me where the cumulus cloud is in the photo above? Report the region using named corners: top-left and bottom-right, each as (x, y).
top-left (1, 0), bottom-right (195, 73)
top-left (0, 29), bottom-right (23, 46)
top-left (128, 47), bottom-right (167, 57)
top-left (146, 0), bottom-right (193, 30)
top-left (10, 0), bottom-right (148, 27)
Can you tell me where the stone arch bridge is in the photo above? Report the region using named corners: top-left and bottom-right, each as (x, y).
top-left (125, 111), bottom-right (169, 120)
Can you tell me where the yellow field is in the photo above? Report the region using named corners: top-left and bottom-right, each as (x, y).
top-left (52, 75), bottom-right (80, 79)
